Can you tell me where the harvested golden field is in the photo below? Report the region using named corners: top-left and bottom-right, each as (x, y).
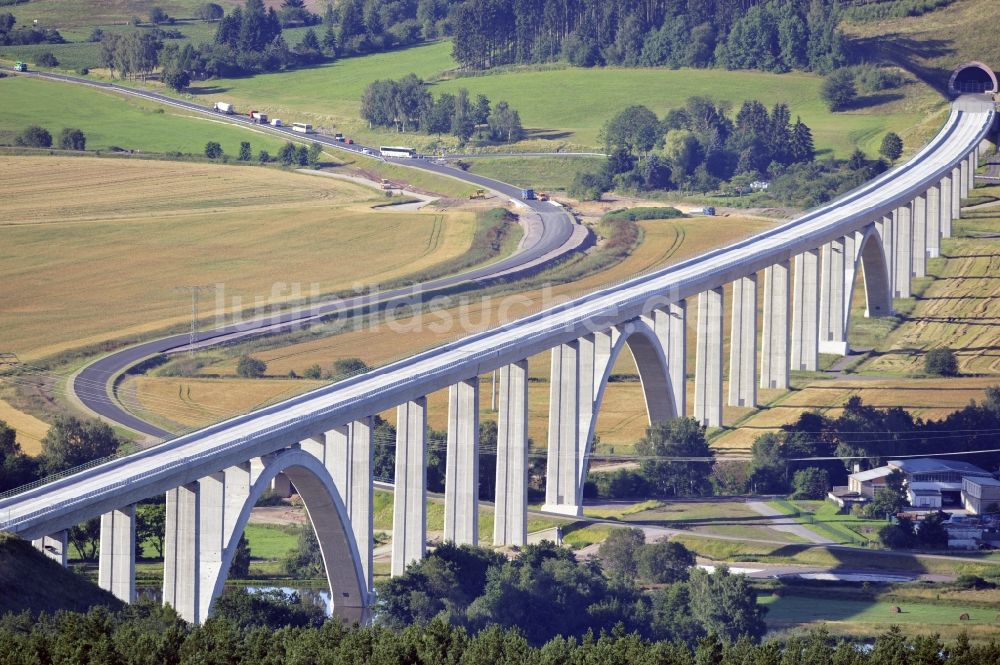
top-left (0, 398), bottom-right (49, 455)
top-left (0, 157), bottom-right (480, 359)
top-left (203, 215), bottom-right (778, 377)
top-left (127, 214), bottom-right (780, 443)
top-left (121, 376), bottom-right (326, 433)
top-left (712, 377), bottom-right (999, 451)
top-left (861, 236), bottom-right (1000, 376)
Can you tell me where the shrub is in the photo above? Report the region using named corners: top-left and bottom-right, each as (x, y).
top-left (880, 132), bottom-right (903, 162)
top-left (76, 67), bottom-right (89, 75)
top-left (204, 141), bottom-right (223, 159)
top-left (197, 3), bottom-right (225, 21)
top-left (258, 149), bottom-right (271, 163)
top-left (791, 467), bottom-right (829, 499)
top-left (878, 518), bottom-right (916, 549)
top-left (15, 125), bottom-right (52, 148)
top-left (331, 358), bottom-right (368, 379)
top-left (821, 69), bottom-right (857, 111)
top-left (925, 347), bottom-right (958, 376)
top-left (236, 355), bottom-right (266, 378)
top-left (58, 128), bottom-right (86, 151)
top-left (239, 141), bottom-right (252, 161)
top-left (36, 51), bottom-right (59, 67)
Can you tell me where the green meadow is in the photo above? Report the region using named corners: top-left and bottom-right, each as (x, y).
top-left (0, 75), bottom-right (290, 155)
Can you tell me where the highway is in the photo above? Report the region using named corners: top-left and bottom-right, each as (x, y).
top-left (1, 68), bottom-right (585, 438)
top-left (0, 95), bottom-right (992, 537)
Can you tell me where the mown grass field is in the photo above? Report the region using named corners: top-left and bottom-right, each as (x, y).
top-left (2, 0), bottom-right (242, 28)
top-left (761, 592), bottom-right (1000, 642)
top-left (0, 75), bottom-right (293, 155)
top-left (464, 156), bottom-right (607, 193)
top-left (0, 156), bottom-right (485, 360)
top-left (0, 397), bottom-right (49, 455)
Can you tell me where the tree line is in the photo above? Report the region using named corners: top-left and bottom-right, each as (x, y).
top-left (451, 0), bottom-right (845, 74)
top-left (572, 97), bottom-right (815, 199)
top-left (1, 596), bottom-right (998, 665)
top-left (361, 75), bottom-right (524, 144)
top-left (0, 12), bottom-right (64, 46)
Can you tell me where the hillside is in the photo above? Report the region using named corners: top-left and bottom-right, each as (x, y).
top-left (842, 0), bottom-right (1000, 93)
top-left (0, 532), bottom-right (122, 615)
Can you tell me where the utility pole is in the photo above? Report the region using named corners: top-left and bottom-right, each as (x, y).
top-left (173, 285), bottom-right (215, 353)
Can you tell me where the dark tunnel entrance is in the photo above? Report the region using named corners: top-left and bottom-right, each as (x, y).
top-left (949, 62), bottom-right (998, 95)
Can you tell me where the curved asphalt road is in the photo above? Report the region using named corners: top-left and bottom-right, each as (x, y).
top-left (2, 69), bottom-right (582, 438)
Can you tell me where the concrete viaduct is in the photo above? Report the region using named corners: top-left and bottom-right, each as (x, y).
top-left (0, 96), bottom-right (994, 625)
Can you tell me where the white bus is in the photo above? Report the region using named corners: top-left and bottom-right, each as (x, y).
top-left (291, 122), bottom-right (314, 134)
top-left (380, 146), bottom-right (417, 158)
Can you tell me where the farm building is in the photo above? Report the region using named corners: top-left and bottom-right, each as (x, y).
top-left (962, 476), bottom-right (1000, 515)
top-left (845, 458), bottom-right (995, 509)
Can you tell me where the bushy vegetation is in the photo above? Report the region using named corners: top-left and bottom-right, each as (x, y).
top-left (378, 540), bottom-right (764, 645)
top-left (361, 75), bottom-right (522, 144)
top-left (0, 12), bottom-right (63, 46)
top-left (572, 97), bottom-right (815, 199)
top-left (0, 415), bottom-right (125, 493)
top-left (925, 347), bottom-right (959, 376)
top-left (4, 599), bottom-right (998, 665)
top-left (452, 0), bottom-right (845, 74)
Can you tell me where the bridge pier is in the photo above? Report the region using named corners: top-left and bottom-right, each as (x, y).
top-left (544, 342), bottom-right (582, 516)
top-left (694, 287), bottom-right (724, 427)
top-left (667, 301), bottom-right (687, 417)
top-left (444, 378), bottom-right (480, 546)
top-left (912, 193), bottom-right (927, 278)
top-left (951, 166), bottom-right (962, 221)
top-left (392, 398), bottom-right (427, 576)
top-left (98, 506), bottom-right (136, 603)
top-left (728, 276), bottom-right (757, 407)
top-left (960, 158), bottom-right (969, 198)
top-left (32, 531), bottom-right (68, 567)
top-left (894, 204), bottom-right (913, 298)
top-left (163, 483), bottom-right (200, 623)
top-left (927, 184), bottom-right (941, 258)
top-left (494, 360), bottom-right (529, 546)
top-left (760, 261), bottom-right (790, 389)
top-left (791, 250), bottom-right (820, 371)
top-left (875, 214), bottom-right (895, 297)
top-left (941, 174), bottom-right (954, 238)
top-left (819, 238), bottom-right (847, 356)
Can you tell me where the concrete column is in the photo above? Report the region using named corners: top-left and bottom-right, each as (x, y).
top-left (875, 213), bottom-right (895, 296)
top-left (98, 505), bottom-right (135, 603)
top-left (544, 341), bottom-right (581, 515)
top-left (391, 398), bottom-right (427, 576)
top-left (951, 166), bottom-right (961, 221)
top-left (223, 463), bottom-right (250, 551)
top-left (694, 287), bottom-right (724, 427)
top-left (791, 249), bottom-right (820, 372)
top-left (346, 418), bottom-right (373, 590)
top-left (843, 231), bottom-right (862, 333)
top-left (270, 473), bottom-right (292, 498)
top-left (941, 174), bottom-right (953, 238)
top-left (576, 333), bottom-right (598, 461)
top-left (728, 275), bottom-right (757, 407)
top-left (667, 300), bottom-right (687, 416)
top-left (927, 184), bottom-right (941, 258)
top-left (444, 378), bottom-right (479, 546)
top-left (912, 193), bottom-right (927, 278)
top-left (31, 531), bottom-right (68, 567)
top-left (197, 472), bottom-right (226, 621)
top-left (960, 158), bottom-right (969, 199)
top-left (819, 238), bottom-right (847, 355)
top-left (760, 260), bottom-right (790, 389)
top-left (163, 483), bottom-right (200, 623)
top-left (494, 360), bottom-right (529, 546)
top-left (893, 204), bottom-right (912, 298)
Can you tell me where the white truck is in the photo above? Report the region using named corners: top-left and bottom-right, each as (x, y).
top-left (213, 101), bottom-right (234, 114)
top-left (269, 118), bottom-right (283, 127)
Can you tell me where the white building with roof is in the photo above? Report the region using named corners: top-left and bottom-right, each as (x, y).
top-left (963, 477), bottom-right (1000, 515)
top-left (846, 458), bottom-right (995, 508)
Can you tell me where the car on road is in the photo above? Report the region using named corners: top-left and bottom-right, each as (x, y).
top-left (14, 61), bottom-right (28, 72)
top-left (346, 138), bottom-right (354, 144)
top-left (361, 148), bottom-right (374, 155)
top-left (334, 133), bottom-right (344, 141)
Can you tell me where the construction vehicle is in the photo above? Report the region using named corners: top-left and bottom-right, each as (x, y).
top-left (469, 189), bottom-right (486, 200)
top-left (14, 61), bottom-right (27, 72)
top-left (213, 101), bottom-right (233, 114)
top-left (381, 178), bottom-right (393, 190)
top-left (249, 110), bottom-right (267, 124)
top-left (521, 188), bottom-right (535, 200)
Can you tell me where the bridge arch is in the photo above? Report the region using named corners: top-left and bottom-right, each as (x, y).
top-left (949, 62), bottom-right (998, 96)
top-left (205, 449), bottom-right (367, 623)
top-left (844, 225), bottom-right (893, 340)
top-left (580, 318), bottom-right (676, 492)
